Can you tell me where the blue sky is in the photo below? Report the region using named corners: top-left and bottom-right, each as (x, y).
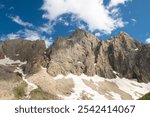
top-left (0, 0), bottom-right (150, 47)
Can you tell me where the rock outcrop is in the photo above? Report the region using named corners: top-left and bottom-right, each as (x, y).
top-left (46, 29), bottom-right (150, 83)
top-left (0, 39), bottom-right (47, 74)
top-left (135, 45), bottom-right (150, 82)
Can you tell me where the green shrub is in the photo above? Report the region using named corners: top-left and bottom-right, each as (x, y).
top-left (13, 82), bottom-right (27, 99)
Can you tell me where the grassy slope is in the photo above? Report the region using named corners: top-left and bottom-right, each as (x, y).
top-left (13, 80), bottom-right (27, 99)
top-left (139, 92), bottom-right (150, 100)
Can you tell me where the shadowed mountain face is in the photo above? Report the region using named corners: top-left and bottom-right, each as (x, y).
top-left (0, 39), bottom-right (48, 75)
top-left (0, 30), bottom-right (150, 83)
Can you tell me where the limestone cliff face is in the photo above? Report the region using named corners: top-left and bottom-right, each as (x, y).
top-left (106, 32), bottom-right (142, 81)
top-left (46, 29), bottom-right (102, 76)
top-left (46, 30), bottom-right (150, 83)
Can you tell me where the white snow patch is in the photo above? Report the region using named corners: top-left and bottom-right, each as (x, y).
top-left (53, 73), bottom-right (150, 100)
top-left (80, 74), bottom-right (105, 83)
top-left (15, 54), bottom-right (19, 56)
top-left (64, 74), bottom-right (107, 100)
top-left (110, 77), bottom-right (150, 99)
top-left (77, 61), bottom-right (82, 64)
top-left (109, 92), bottom-right (122, 99)
top-left (44, 51), bottom-right (47, 54)
top-left (134, 48), bottom-right (139, 51)
top-left (54, 74), bottom-right (64, 80)
top-left (113, 71), bottom-right (119, 75)
top-left (0, 56), bottom-right (27, 66)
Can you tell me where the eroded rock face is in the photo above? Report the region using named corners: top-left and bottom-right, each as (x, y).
top-left (107, 32), bottom-right (142, 79)
top-left (0, 43), bottom-right (4, 59)
top-left (0, 65), bottom-right (17, 81)
top-left (0, 39), bottom-right (48, 74)
top-left (46, 29), bottom-right (102, 76)
top-left (135, 45), bottom-right (150, 82)
top-left (46, 29), bottom-right (150, 83)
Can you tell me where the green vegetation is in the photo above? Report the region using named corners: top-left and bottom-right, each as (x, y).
top-left (139, 92), bottom-right (150, 100)
top-left (13, 81), bottom-right (27, 99)
top-left (30, 87), bottom-right (59, 100)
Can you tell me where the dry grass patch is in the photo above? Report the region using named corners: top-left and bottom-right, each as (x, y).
top-left (30, 87), bottom-right (60, 100)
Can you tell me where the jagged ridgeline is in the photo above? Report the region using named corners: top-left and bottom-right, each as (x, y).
top-left (0, 29), bottom-right (150, 100)
top-left (46, 30), bottom-right (150, 83)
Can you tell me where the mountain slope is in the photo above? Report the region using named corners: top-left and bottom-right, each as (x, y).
top-left (0, 29), bottom-right (150, 100)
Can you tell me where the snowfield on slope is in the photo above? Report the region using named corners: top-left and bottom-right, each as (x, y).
top-left (55, 74), bottom-right (150, 100)
top-left (28, 68), bottom-right (150, 100)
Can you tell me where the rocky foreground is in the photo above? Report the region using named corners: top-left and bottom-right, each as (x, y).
top-left (0, 29), bottom-right (150, 100)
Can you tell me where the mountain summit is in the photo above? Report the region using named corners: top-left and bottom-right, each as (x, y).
top-left (46, 30), bottom-right (149, 83)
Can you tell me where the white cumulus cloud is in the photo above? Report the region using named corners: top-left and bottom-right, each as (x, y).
top-left (41, 0), bottom-right (131, 34)
top-left (146, 38), bottom-right (150, 44)
top-left (9, 15), bottom-right (33, 27)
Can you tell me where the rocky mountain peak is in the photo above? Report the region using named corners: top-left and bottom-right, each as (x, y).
top-left (107, 32), bottom-right (142, 52)
top-left (118, 31), bottom-right (140, 44)
top-left (46, 30), bottom-right (149, 83)
top-left (119, 31), bottom-right (129, 36)
top-left (69, 29), bottom-right (98, 42)
top-left (71, 29), bottom-right (88, 38)
top-left (0, 30), bottom-right (149, 83)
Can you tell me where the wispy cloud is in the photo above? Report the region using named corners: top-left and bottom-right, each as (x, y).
top-left (146, 38), bottom-right (150, 44)
top-left (108, 0), bottom-right (131, 7)
top-left (5, 33), bottom-right (20, 39)
top-left (41, 0), bottom-right (132, 35)
top-left (0, 4), bottom-right (5, 9)
top-left (0, 29), bottom-right (53, 48)
top-left (38, 22), bottom-right (54, 34)
top-left (131, 18), bottom-right (137, 26)
top-left (9, 15), bottom-right (33, 27)
top-left (9, 6), bottom-right (14, 10)
top-left (131, 18), bottom-right (136, 22)
top-left (95, 32), bottom-right (101, 37)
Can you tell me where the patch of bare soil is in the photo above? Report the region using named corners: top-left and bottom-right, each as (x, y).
top-left (28, 68), bottom-right (74, 99)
